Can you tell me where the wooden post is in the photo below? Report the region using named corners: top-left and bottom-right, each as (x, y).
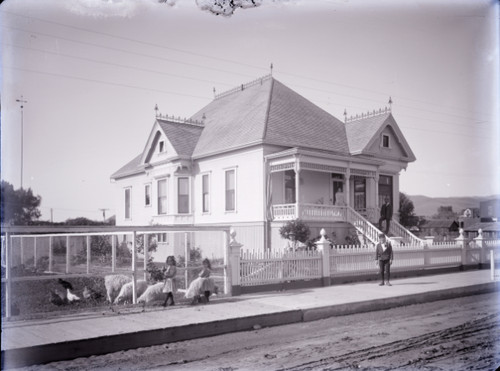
top-left (455, 228), bottom-right (467, 269)
top-left (132, 231), bottom-right (138, 304)
top-left (5, 233), bottom-right (12, 318)
top-left (144, 234), bottom-right (149, 281)
top-left (345, 169), bottom-right (351, 207)
top-left (184, 232), bottom-right (189, 290)
top-left (20, 237), bottom-right (24, 265)
top-left (66, 236), bottom-right (70, 274)
top-left (226, 228), bottom-right (243, 295)
top-left (295, 165), bottom-right (301, 219)
top-left (33, 236), bottom-right (37, 268)
top-left (86, 235), bottom-right (91, 274)
top-left (111, 235), bottom-right (116, 273)
top-left (48, 236), bottom-right (53, 272)
top-left (491, 250), bottom-right (495, 281)
top-left (474, 229), bottom-right (485, 267)
top-left (316, 228), bottom-right (331, 286)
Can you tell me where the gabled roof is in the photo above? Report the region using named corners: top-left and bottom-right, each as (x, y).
top-left (190, 75), bottom-right (349, 158)
top-left (157, 119), bottom-right (203, 157)
top-left (345, 112), bottom-right (391, 154)
top-left (345, 112), bottom-right (416, 161)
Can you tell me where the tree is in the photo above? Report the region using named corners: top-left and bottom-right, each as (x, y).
top-left (433, 206), bottom-right (458, 220)
top-left (1, 180), bottom-right (42, 225)
top-left (279, 219), bottom-right (311, 243)
top-left (399, 192), bottom-right (418, 227)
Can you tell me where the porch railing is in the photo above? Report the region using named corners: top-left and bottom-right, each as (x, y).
top-left (389, 219), bottom-right (426, 246)
top-left (300, 204), bottom-right (346, 222)
top-left (346, 206), bottom-right (382, 244)
top-left (272, 204), bottom-right (296, 221)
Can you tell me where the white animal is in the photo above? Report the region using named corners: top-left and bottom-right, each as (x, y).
top-left (114, 280), bottom-right (148, 304)
top-left (104, 274), bottom-right (132, 303)
top-left (66, 289), bottom-right (80, 302)
top-left (137, 282), bottom-right (166, 304)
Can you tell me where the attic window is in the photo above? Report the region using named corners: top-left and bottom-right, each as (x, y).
top-left (159, 141), bottom-right (165, 153)
top-left (382, 134), bottom-right (390, 148)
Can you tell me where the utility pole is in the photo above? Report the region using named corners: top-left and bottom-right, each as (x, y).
top-left (50, 208), bottom-right (53, 223)
top-left (99, 208), bottom-right (109, 222)
top-left (16, 96), bottom-right (28, 189)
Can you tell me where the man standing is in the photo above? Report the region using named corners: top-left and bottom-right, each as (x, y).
top-left (375, 233), bottom-right (393, 286)
top-left (379, 197), bottom-right (393, 235)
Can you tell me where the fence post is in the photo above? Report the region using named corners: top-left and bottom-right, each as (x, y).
top-left (66, 236), bottom-right (70, 274)
top-left (5, 233), bottom-right (12, 318)
top-left (226, 228), bottom-right (243, 296)
top-left (424, 236), bottom-right (435, 246)
top-left (455, 228), bottom-right (467, 269)
top-left (132, 231), bottom-right (138, 304)
top-left (86, 235), bottom-right (91, 274)
top-left (491, 250), bottom-right (494, 281)
top-left (111, 235), bottom-right (116, 273)
top-left (315, 228), bottom-right (331, 287)
top-left (33, 237), bottom-right (38, 268)
top-left (184, 232), bottom-right (189, 290)
top-left (20, 237), bottom-right (24, 265)
top-left (144, 234), bottom-right (149, 281)
top-left (473, 229), bottom-right (485, 267)
top-left (49, 236), bottom-right (53, 272)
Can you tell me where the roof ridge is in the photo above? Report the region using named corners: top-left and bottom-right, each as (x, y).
top-left (156, 115), bottom-right (204, 127)
top-left (345, 107), bottom-right (391, 123)
top-left (214, 74), bottom-right (272, 100)
top-left (261, 77), bottom-right (275, 141)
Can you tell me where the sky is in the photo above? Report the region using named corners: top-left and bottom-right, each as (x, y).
top-left (1, 0), bottom-right (499, 222)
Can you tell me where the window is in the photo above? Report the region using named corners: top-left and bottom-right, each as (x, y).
top-left (225, 169), bottom-right (236, 211)
top-left (382, 134), bottom-right (390, 148)
top-left (178, 177), bottom-right (190, 214)
top-left (157, 233), bottom-right (168, 243)
top-left (159, 141), bottom-right (165, 153)
top-left (284, 170), bottom-right (296, 204)
top-left (157, 178), bottom-right (168, 215)
top-left (202, 174), bottom-right (210, 213)
top-left (124, 188), bottom-right (131, 219)
top-left (144, 184), bottom-right (151, 206)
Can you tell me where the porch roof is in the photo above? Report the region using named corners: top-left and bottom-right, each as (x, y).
top-left (265, 147), bottom-right (384, 174)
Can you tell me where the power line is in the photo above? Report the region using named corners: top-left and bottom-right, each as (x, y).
top-left (1, 11), bottom-right (494, 121)
top-left (3, 65), bottom-right (212, 101)
top-left (2, 42), bottom-right (236, 88)
top-left (3, 25), bottom-right (257, 80)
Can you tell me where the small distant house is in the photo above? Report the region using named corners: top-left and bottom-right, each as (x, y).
top-left (479, 198), bottom-right (500, 222)
top-left (111, 75), bottom-right (417, 252)
top-left (464, 221), bottom-right (500, 240)
top-left (420, 219), bottom-right (460, 241)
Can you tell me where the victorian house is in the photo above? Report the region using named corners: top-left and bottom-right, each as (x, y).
top-left (111, 75), bottom-right (418, 252)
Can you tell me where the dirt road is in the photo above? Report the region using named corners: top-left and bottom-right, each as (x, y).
top-left (13, 292), bottom-right (500, 371)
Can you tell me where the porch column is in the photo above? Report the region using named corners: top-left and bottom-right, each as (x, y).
top-left (295, 162), bottom-right (301, 219)
top-left (374, 172), bottom-right (380, 208)
top-left (345, 168), bottom-right (351, 207)
top-left (393, 173), bottom-right (400, 220)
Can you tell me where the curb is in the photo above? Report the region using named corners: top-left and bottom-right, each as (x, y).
top-left (2, 281), bottom-right (498, 369)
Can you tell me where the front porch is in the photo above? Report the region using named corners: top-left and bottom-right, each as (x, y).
top-left (266, 148), bottom-right (396, 224)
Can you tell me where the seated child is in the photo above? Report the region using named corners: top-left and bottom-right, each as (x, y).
top-left (185, 258), bottom-right (215, 304)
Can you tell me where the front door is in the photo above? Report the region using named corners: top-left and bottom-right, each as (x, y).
top-left (354, 178), bottom-right (366, 211)
top-left (331, 173), bottom-right (344, 205)
top-left (378, 175), bottom-right (393, 207)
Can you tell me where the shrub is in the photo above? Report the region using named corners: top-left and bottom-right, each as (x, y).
top-left (279, 219), bottom-right (311, 243)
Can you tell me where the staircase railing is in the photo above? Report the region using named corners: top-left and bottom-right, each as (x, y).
top-left (389, 220), bottom-right (426, 246)
top-left (346, 206), bottom-right (383, 245)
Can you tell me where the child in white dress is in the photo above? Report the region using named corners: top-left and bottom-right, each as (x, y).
top-left (162, 256), bottom-right (177, 307)
top-left (185, 258), bottom-right (215, 304)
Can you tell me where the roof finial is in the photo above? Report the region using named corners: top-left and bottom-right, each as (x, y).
top-left (388, 96), bottom-right (393, 111)
top-left (270, 62), bottom-right (273, 76)
top-left (154, 104), bottom-right (159, 117)
top-left (343, 108), bottom-right (347, 123)
top-left (213, 87), bottom-right (216, 98)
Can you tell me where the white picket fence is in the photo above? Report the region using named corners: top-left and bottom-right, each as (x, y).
top-left (240, 250), bottom-right (322, 286)
top-left (239, 238), bottom-right (500, 287)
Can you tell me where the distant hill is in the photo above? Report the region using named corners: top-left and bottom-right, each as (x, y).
top-left (407, 194), bottom-right (499, 217)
